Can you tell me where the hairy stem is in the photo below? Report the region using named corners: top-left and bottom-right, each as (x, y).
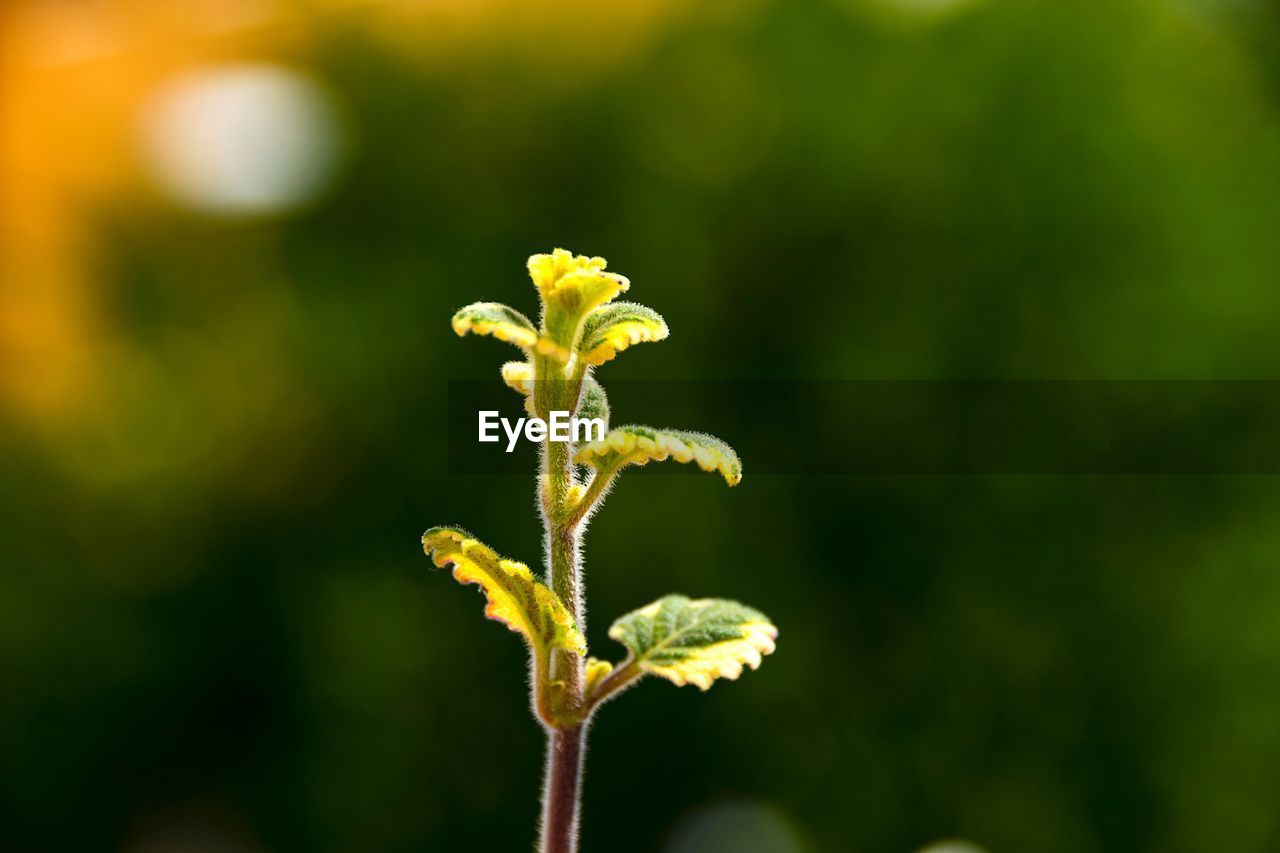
top-left (533, 646), bottom-right (555, 727)
top-left (544, 439), bottom-right (584, 707)
top-left (541, 725), bottom-right (585, 853)
top-left (561, 465), bottom-right (620, 531)
top-left (536, 358), bottom-right (588, 853)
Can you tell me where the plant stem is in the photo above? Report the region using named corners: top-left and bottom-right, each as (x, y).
top-left (562, 466), bottom-right (619, 531)
top-left (584, 657), bottom-right (643, 711)
top-left (544, 439), bottom-right (584, 706)
top-left (532, 646), bottom-right (555, 727)
top-left (538, 461), bottom-right (587, 853)
top-left (541, 724), bottom-right (585, 853)
top-left (533, 356), bottom-right (591, 852)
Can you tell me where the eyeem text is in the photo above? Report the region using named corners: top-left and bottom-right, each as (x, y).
top-left (479, 410), bottom-right (605, 453)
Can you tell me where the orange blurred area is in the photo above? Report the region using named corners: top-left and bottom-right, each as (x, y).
top-left (0, 0), bottom-right (682, 426)
top-left (0, 0), bottom-right (692, 523)
top-left (1, 0), bottom-right (300, 420)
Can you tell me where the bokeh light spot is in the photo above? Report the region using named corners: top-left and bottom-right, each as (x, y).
top-left (139, 63), bottom-right (342, 216)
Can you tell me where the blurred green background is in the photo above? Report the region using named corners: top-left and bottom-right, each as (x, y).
top-left (5, 0), bottom-right (1280, 850)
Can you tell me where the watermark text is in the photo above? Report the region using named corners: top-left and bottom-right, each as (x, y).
top-left (479, 410), bottom-right (605, 452)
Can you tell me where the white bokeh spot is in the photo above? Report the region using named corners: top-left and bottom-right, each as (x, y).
top-left (140, 63), bottom-right (342, 216)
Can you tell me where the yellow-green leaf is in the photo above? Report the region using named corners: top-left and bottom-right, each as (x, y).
top-left (544, 270), bottom-right (628, 328)
top-left (584, 657), bottom-right (614, 695)
top-left (501, 361), bottom-right (534, 396)
top-left (573, 425), bottom-right (742, 486)
top-left (422, 526), bottom-right (585, 656)
top-left (608, 595), bottom-right (777, 690)
top-left (452, 302), bottom-right (540, 349)
top-left (500, 361), bottom-right (537, 416)
top-left (527, 248), bottom-right (628, 300)
top-left (579, 302), bottom-right (669, 365)
top-left (527, 249), bottom-right (630, 359)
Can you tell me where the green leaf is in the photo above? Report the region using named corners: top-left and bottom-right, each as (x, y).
top-left (577, 376), bottom-right (610, 429)
top-left (422, 526), bottom-right (585, 656)
top-left (574, 425), bottom-right (742, 486)
top-left (578, 302), bottom-right (669, 366)
top-left (608, 595), bottom-right (777, 690)
top-left (452, 302), bottom-right (540, 350)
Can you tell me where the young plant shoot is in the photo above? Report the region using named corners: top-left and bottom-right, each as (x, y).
top-left (423, 249), bottom-right (777, 853)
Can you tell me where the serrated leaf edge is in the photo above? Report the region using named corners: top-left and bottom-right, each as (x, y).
top-left (451, 302), bottom-right (540, 349)
top-left (574, 425), bottom-right (742, 486)
top-left (609, 595), bottom-right (777, 691)
top-left (580, 302), bottom-right (669, 366)
top-left (423, 526), bottom-right (586, 656)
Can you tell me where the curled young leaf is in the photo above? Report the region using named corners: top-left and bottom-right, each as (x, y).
top-left (579, 302), bottom-right (669, 366)
top-left (423, 526), bottom-right (585, 656)
top-left (501, 361), bottom-right (535, 396)
top-left (574, 425), bottom-right (742, 486)
top-left (501, 361), bottom-right (538, 416)
top-left (527, 249), bottom-right (630, 359)
top-left (608, 595), bottom-right (777, 690)
top-left (452, 302), bottom-right (540, 350)
top-left (577, 377), bottom-right (610, 429)
top-left (545, 270), bottom-right (629, 315)
top-left (527, 249), bottom-right (628, 300)
top-left (583, 657), bottom-right (614, 695)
